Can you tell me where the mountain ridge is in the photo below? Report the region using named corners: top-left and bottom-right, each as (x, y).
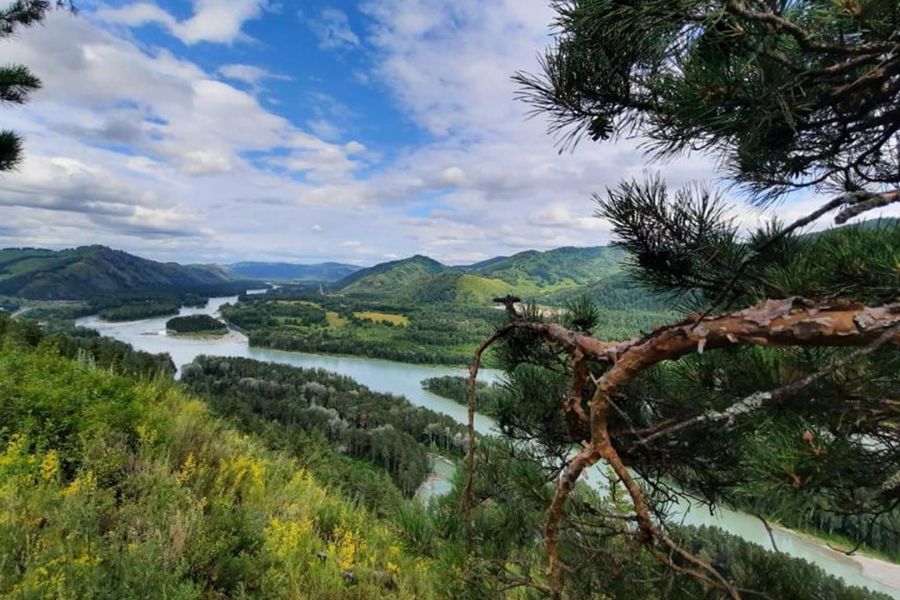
top-left (0, 245), bottom-right (250, 300)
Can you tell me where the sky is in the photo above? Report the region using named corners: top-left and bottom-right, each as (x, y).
top-left (0, 0), bottom-right (891, 266)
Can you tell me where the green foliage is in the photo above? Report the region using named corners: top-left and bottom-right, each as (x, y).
top-left (166, 314), bottom-right (228, 335)
top-left (180, 356), bottom-right (469, 496)
top-left (466, 246), bottom-right (625, 294)
top-left (0, 245), bottom-right (256, 301)
top-left (0, 314), bottom-right (892, 598)
top-left (421, 376), bottom-right (506, 418)
top-left (334, 246), bottom-right (629, 302)
top-left (623, 342), bottom-right (900, 557)
top-left (336, 255), bottom-right (447, 294)
top-left (0, 313), bottom-right (174, 378)
top-left (0, 1), bottom-right (56, 170)
top-left (0, 319), bottom-right (439, 599)
top-left (598, 177), bottom-right (900, 310)
top-left (222, 289), bottom-right (501, 366)
top-left (515, 0), bottom-right (900, 200)
top-left (435, 437), bottom-right (890, 599)
top-left (561, 294), bottom-right (599, 332)
top-left (99, 301), bottom-right (180, 322)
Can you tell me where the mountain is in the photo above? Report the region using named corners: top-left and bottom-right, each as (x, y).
top-left (333, 246), bottom-right (636, 306)
top-left (334, 255), bottom-right (447, 294)
top-left (224, 261), bottom-right (360, 282)
top-left (0, 246), bottom-right (249, 300)
top-left (465, 246), bottom-right (626, 293)
top-left (399, 271), bottom-right (515, 305)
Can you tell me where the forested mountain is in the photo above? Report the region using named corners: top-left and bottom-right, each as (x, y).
top-left (332, 245), bottom-right (636, 307)
top-left (335, 254), bottom-right (447, 294)
top-left (225, 261), bottom-right (361, 282)
top-left (0, 246), bottom-right (250, 300)
top-left (464, 246), bottom-right (626, 293)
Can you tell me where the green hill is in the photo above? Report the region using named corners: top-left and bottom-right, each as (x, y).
top-left (543, 271), bottom-right (674, 311)
top-left (399, 271), bottom-right (515, 305)
top-left (0, 246), bottom-right (250, 300)
top-left (335, 255), bottom-right (446, 294)
top-left (334, 246), bottom-right (631, 305)
top-left (465, 246), bottom-right (626, 294)
top-left (0, 315), bottom-right (436, 599)
top-left (225, 261), bottom-right (360, 282)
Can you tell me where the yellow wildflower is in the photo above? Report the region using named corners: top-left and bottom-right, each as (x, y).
top-left (333, 527), bottom-right (360, 571)
top-left (135, 423), bottom-right (157, 445)
top-left (387, 561), bottom-right (400, 577)
top-left (177, 452), bottom-right (197, 484)
top-left (63, 471), bottom-right (96, 499)
top-left (40, 450), bottom-right (59, 482)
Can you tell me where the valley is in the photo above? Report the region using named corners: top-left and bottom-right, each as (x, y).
top-left (72, 290), bottom-right (900, 597)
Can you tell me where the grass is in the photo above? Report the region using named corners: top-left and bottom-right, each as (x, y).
top-left (454, 274), bottom-right (514, 304)
top-left (353, 311), bottom-right (410, 326)
top-left (0, 335), bottom-right (438, 599)
top-left (326, 311), bottom-right (348, 327)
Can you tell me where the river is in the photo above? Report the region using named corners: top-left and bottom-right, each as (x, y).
top-left (76, 295), bottom-right (900, 598)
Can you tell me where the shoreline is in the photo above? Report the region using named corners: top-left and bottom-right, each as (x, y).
top-left (769, 522), bottom-right (900, 591)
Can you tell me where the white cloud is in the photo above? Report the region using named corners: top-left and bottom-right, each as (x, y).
top-left (3, 1), bottom-right (888, 267)
top-left (0, 11), bottom-right (373, 261)
top-left (218, 63), bottom-right (291, 89)
top-left (306, 7), bottom-right (360, 50)
top-left (99, 0), bottom-right (268, 45)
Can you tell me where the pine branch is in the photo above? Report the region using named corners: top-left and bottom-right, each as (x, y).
top-left (638, 322), bottom-right (900, 444)
top-left (0, 64), bottom-right (41, 104)
top-left (0, 130), bottom-right (23, 171)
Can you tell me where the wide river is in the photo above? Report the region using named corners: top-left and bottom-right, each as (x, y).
top-left (77, 295), bottom-right (900, 597)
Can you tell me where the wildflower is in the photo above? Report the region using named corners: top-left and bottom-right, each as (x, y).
top-left (40, 450), bottom-right (59, 482)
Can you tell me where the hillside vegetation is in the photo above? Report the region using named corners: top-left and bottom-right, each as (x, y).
top-left (0, 246), bottom-right (252, 301)
top-left (332, 246), bottom-right (632, 305)
top-left (0, 314), bottom-right (890, 599)
top-left (220, 244), bottom-right (678, 366)
top-left (336, 255), bottom-right (446, 295)
top-left (166, 315), bottom-right (228, 335)
top-left (0, 316), bottom-right (437, 599)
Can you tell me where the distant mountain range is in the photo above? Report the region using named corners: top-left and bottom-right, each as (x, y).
top-left (331, 246), bottom-right (645, 307)
top-left (0, 246), bottom-right (248, 301)
top-left (0, 244), bottom-right (638, 306)
top-left (0, 244), bottom-right (652, 308)
top-left (3, 217), bottom-right (894, 307)
top-left (224, 261), bottom-right (361, 282)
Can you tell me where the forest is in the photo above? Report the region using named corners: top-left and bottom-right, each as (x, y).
top-left (221, 289), bottom-right (506, 365)
top-left (0, 313), bottom-right (889, 599)
top-left (166, 314), bottom-right (228, 335)
top-left (422, 376), bottom-right (506, 418)
top-left (180, 356), bottom-right (469, 496)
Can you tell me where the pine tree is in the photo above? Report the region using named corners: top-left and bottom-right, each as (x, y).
top-left (459, 3), bottom-right (900, 598)
top-left (0, 1), bottom-right (71, 171)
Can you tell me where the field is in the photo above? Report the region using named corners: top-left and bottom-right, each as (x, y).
top-left (353, 311), bottom-right (410, 326)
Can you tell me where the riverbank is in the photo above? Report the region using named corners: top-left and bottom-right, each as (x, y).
top-left (74, 295), bottom-right (900, 597)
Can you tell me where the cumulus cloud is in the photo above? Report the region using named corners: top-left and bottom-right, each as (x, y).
top-left (306, 7), bottom-right (360, 50)
top-left (99, 0), bottom-right (269, 45)
top-left (0, 11), bottom-right (372, 260)
top-left (3, 0), bottom-right (884, 266)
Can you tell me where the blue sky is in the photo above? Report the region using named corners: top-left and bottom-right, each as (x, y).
top-left (0, 0), bottom-right (849, 265)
